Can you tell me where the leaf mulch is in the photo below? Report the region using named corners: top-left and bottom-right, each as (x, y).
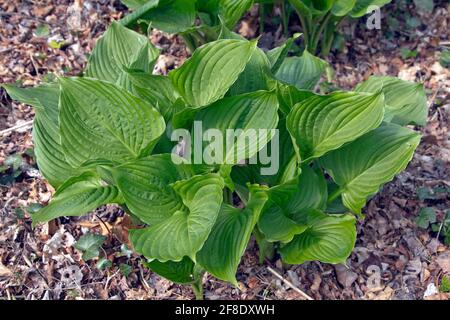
top-left (0, 0), bottom-right (449, 300)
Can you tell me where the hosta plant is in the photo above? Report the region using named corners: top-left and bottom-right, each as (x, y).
top-left (286, 0), bottom-right (392, 56)
top-left (2, 20), bottom-right (427, 299)
top-left (119, 0), bottom-right (255, 51)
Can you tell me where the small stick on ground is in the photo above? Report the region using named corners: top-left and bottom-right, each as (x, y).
top-left (267, 266), bottom-right (314, 301)
top-left (0, 120), bottom-right (33, 137)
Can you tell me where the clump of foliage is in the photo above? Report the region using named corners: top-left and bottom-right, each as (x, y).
top-left (2, 18), bottom-right (427, 298)
top-left (119, 0), bottom-right (255, 51)
top-left (286, 0), bottom-right (392, 56)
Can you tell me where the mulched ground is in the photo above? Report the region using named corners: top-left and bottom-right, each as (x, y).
top-left (0, 0), bottom-right (449, 300)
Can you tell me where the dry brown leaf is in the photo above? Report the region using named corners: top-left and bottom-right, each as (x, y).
top-left (0, 262), bottom-right (13, 277)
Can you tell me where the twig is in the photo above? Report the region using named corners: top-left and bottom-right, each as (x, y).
top-left (29, 52), bottom-right (40, 76)
top-left (0, 120), bottom-right (33, 137)
top-left (95, 214), bottom-right (112, 235)
top-left (138, 263), bottom-right (152, 293)
top-left (266, 266), bottom-right (314, 300)
top-left (428, 84), bottom-right (441, 108)
top-left (104, 269), bottom-right (121, 291)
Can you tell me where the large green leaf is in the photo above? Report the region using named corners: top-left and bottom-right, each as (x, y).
top-left (194, 90), bottom-right (279, 165)
top-left (258, 166), bottom-right (327, 243)
top-left (286, 91), bottom-right (385, 163)
top-left (85, 21), bottom-right (159, 87)
top-left (275, 50), bottom-right (328, 90)
top-left (120, 0), bottom-right (160, 27)
top-left (32, 174), bottom-right (121, 226)
top-left (125, 0), bottom-right (197, 33)
top-left (112, 154), bottom-right (193, 225)
top-left (271, 80), bottom-right (316, 114)
top-left (144, 256), bottom-right (197, 284)
top-left (197, 184), bottom-right (268, 285)
top-left (280, 209), bottom-right (356, 264)
top-left (59, 77), bottom-right (165, 167)
top-left (217, 24), bottom-right (270, 96)
top-left (227, 47), bottom-right (271, 95)
top-left (231, 119), bottom-right (297, 193)
top-left (220, 0), bottom-right (254, 27)
top-left (288, 0), bottom-right (334, 15)
top-left (319, 123), bottom-right (421, 214)
top-left (2, 84), bottom-right (81, 187)
top-left (355, 76), bottom-right (428, 126)
top-left (121, 0), bottom-right (148, 10)
top-left (169, 39), bottom-right (257, 108)
top-left (350, 0), bottom-right (392, 18)
top-left (266, 33), bottom-right (302, 74)
top-left (130, 173), bottom-right (224, 262)
top-left (126, 70), bottom-right (180, 121)
top-left (288, 0), bottom-right (312, 21)
top-left (198, 0), bottom-right (254, 27)
top-left (332, 0), bottom-right (356, 16)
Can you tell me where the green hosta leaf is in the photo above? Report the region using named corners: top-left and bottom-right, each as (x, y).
top-left (59, 77), bottom-right (165, 167)
top-left (231, 118), bottom-right (297, 191)
top-left (194, 91), bottom-right (279, 165)
top-left (130, 173), bottom-right (224, 262)
top-left (266, 33), bottom-right (302, 74)
top-left (320, 123), bottom-right (421, 214)
top-left (121, 0), bottom-right (148, 10)
top-left (272, 80), bottom-right (316, 114)
top-left (113, 154), bottom-right (193, 225)
top-left (31, 175), bottom-right (121, 226)
top-left (220, 0), bottom-right (254, 27)
top-left (2, 84), bottom-right (81, 187)
top-left (217, 24), bottom-right (270, 95)
top-left (289, 0), bottom-right (333, 15)
top-left (332, 0), bottom-right (356, 16)
top-left (85, 21), bottom-right (159, 87)
top-left (287, 91), bottom-right (385, 163)
top-left (126, 71), bottom-right (180, 121)
top-left (124, 0), bottom-right (197, 33)
top-left (120, 0), bottom-right (159, 26)
top-left (259, 166), bottom-right (327, 243)
top-left (288, 0), bottom-right (312, 20)
top-left (275, 50), bottom-right (329, 90)
top-left (280, 209), bottom-right (356, 264)
top-left (74, 232), bottom-right (106, 261)
top-left (197, 185), bottom-right (268, 285)
top-left (227, 47), bottom-right (271, 95)
top-left (355, 76), bottom-right (428, 126)
top-left (144, 256), bottom-right (196, 284)
top-left (350, 0), bottom-right (392, 18)
top-left (198, 0), bottom-right (253, 27)
top-left (170, 39), bottom-right (257, 108)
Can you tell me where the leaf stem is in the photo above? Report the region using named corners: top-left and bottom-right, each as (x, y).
top-left (253, 228), bottom-right (274, 264)
top-left (180, 33), bottom-right (197, 53)
top-left (310, 11), bottom-right (332, 55)
top-left (327, 187), bottom-right (343, 203)
top-left (191, 279), bottom-right (204, 300)
top-left (297, 14), bottom-right (310, 47)
top-left (259, 3), bottom-right (265, 34)
top-left (279, 0), bottom-right (289, 37)
top-left (223, 188), bottom-right (234, 205)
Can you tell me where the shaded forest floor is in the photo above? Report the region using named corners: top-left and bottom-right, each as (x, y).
top-left (0, 0), bottom-right (449, 300)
